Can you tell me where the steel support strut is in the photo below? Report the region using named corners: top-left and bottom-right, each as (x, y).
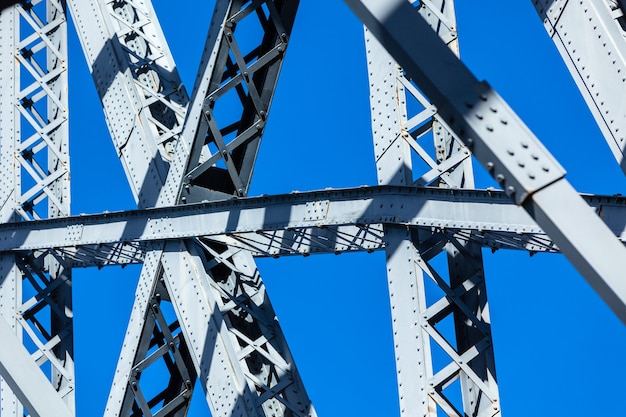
top-left (366, 1), bottom-right (499, 415)
top-left (346, 0), bottom-right (626, 324)
top-left (0, 1), bottom-right (73, 416)
top-left (7, 186), bottom-right (626, 260)
top-left (70, 1), bottom-right (315, 416)
top-left (533, 0), bottom-right (626, 173)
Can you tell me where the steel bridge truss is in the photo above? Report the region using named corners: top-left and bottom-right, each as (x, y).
top-left (0, 1), bottom-right (625, 417)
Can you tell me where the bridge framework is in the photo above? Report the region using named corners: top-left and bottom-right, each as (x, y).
top-left (0, 1), bottom-right (625, 416)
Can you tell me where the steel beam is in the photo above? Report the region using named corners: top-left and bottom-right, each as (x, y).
top-left (68, 0), bottom-right (188, 207)
top-left (4, 187), bottom-right (626, 261)
top-left (70, 1), bottom-right (316, 415)
top-left (345, 0), bottom-right (626, 324)
top-left (0, 314), bottom-right (73, 417)
top-left (176, 0), bottom-right (300, 200)
top-left (0, 7), bottom-right (22, 414)
top-left (533, 0), bottom-right (626, 173)
top-left (0, 186), bottom-right (559, 252)
top-left (0, 8), bottom-right (21, 410)
top-left (0, 2), bottom-right (74, 416)
top-left (67, 2), bottom-right (198, 411)
top-left (366, 2), bottom-right (499, 413)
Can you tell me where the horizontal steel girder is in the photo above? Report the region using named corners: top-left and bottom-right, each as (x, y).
top-left (3, 186), bottom-right (626, 265)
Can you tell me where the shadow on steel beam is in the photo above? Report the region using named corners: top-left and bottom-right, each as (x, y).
top-left (0, 0), bottom-right (19, 11)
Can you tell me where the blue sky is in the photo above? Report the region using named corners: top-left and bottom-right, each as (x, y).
top-left (66, 1), bottom-right (626, 416)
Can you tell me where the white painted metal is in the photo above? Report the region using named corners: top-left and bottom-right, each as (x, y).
top-left (68, 0), bottom-right (187, 207)
top-left (5, 186), bottom-right (626, 263)
top-left (0, 315), bottom-right (73, 417)
top-left (0, 0), bottom-right (625, 416)
top-left (345, 0), bottom-right (626, 325)
top-left (0, 1), bottom-right (73, 416)
top-left (533, 0), bottom-right (626, 172)
top-left (0, 7), bottom-right (22, 416)
top-left (68, 2), bottom-right (200, 412)
top-left (366, 1), bottom-right (499, 413)
top-left (70, 1), bottom-right (315, 416)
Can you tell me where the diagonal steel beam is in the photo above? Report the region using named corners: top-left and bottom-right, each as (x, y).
top-left (0, 314), bottom-right (73, 417)
top-left (533, 0), bottom-right (626, 174)
top-left (345, 0), bottom-right (626, 324)
top-left (68, 0), bottom-right (188, 208)
top-left (71, 1), bottom-right (316, 415)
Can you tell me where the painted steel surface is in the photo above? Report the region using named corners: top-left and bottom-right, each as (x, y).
top-left (0, 0), bottom-right (625, 416)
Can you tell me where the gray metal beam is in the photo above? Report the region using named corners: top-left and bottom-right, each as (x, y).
top-left (533, 0), bottom-right (626, 173)
top-left (70, 1), bottom-right (317, 415)
top-left (0, 315), bottom-right (73, 417)
top-left (344, 0), bottom-right (626, 325)
top-left (68, 1), bottom-right (206, 414)
top-left (366, 2), bottom-right (499, 412)
top-left (0, 7), bottom-right (22, 415)
top-left (0, 186), bottom-right (545, 251)
top-left (68, 0), bottom-right (188, 207)
top-left (3, 186), bottom-right (626, 258)
top-left (0, 2), bottom-right (74, 416)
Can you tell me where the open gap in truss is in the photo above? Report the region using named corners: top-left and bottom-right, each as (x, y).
top-left (129, 281), bottom-right (196, 417)
top-left (428, 308), bottom-right (458, 374)
top-left (436, 374), bottom-right (464, 417)
top-left (186, 378), bottom-right (214, 416)
top-left (211, 80), bottom-right (247, 143)
top-left (409, 130), bottom-right (437, 184)
top-left (230, 2), bottom-right (272, 68)
top-left (420, 243), bottom-right (448, 306)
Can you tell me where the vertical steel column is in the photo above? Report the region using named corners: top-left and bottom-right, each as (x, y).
top-left (0, 7), bottom-right (22, 415)
top-left (367, 30), bottom-right (435, 416)
top-left (366, 1), bottom-right (499, 415)
top-left (45, 0), bottom-right (73, 409)
top-left (0, 0), bottom-right (73, 415)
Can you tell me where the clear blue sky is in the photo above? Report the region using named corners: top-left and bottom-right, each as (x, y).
top-left (67, 1), bottom-right (626, 416)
